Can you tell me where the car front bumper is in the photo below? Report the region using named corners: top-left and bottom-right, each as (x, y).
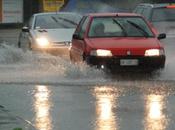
top-left (32, 45), bottom-right (70, 56)
top-left (85, 55), bottom-right (166, 71)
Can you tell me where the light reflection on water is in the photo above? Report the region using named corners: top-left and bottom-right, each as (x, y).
top-left (30, 84), bottom-right (170, 130)
top-left (93, 85), bottom-right (169, 130)
top-left (94, 86), bottom-right (118, 130)
top-left (34, 85), bottom-right (52, 130)
top-left (144, 94), bottom-right (167, 130)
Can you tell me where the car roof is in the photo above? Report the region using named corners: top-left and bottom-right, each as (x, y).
top-left (85, 13), bottom-right (142, 17)
top-left (33, 12), bottom-right (82, 17)
top-left (137, 3), bottom-right (174, 8)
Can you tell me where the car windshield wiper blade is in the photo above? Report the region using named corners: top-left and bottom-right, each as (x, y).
top-left (51, 16), bottom-right (59, 23)
top-left (112, 19), bottom-right (127, 36)
top-left (127, 20), bottom-right (149, 37)
top-left (55, 16), bottom-right (78, 26)
top-left (51, 16), bottom-right (70, 28)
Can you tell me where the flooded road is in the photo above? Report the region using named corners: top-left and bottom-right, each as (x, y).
top-left (1, 82), bottom-right (175, 130)
top-left (0, 37), bottom-right (175, 130)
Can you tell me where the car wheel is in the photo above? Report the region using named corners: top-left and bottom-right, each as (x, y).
top-left (159, 63), bottom-right (165, 69)
top-left (83, 55), bottom-right (90, 64)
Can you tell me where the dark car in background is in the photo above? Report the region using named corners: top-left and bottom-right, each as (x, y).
top-left (133, 3), bottom-right (175, 38)
top-left (70, 13), bottom-right (166, 71)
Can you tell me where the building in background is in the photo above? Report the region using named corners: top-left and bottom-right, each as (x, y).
top-left (0, 0), bottom-right (174, 25)
top-left (0, 0), bottom-right (23, 24)
top-left (0, 0), bottom-right (65, 25)
top-left (39, 0), bottom-right (65, 12)
top-left (23, 0), bottom-right (65, 23)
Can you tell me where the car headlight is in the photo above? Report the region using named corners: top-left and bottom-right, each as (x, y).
top-left (36, 37), bottom-right (49, 47)
top-left (90, 49), bottom-right (113, 57)
top-left (144, 49), bottom-right (164, 56)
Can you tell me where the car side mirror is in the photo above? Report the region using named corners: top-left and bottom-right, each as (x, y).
top-left (72, 33), bottom-right (83, 40)
top-left (158, 33), bottom-right (166, 40)
top-left (22, 26), bottom-right (29, 32)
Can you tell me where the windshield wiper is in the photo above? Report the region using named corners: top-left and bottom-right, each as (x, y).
top-left (127, 20), bottom-right (149, 37)
top-left (55, 16), bottom-right (78, 26)
top-left (112, 19), bottom-right (127, 36)
top-left (51, 16), bottom-right (59, 23)
top-left (51, 16), bottom-right (69, 28)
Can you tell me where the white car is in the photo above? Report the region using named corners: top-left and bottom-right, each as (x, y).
top-left (18, 12), bottom-right (82, 55)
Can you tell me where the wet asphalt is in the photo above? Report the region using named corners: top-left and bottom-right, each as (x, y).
top-left (1, 81), bottom-right (175, 130)
top-left (0, 30), bottom-right (175, 130)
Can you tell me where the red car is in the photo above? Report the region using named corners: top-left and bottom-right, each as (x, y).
top-left (70, 13), bottom-right (166, 71)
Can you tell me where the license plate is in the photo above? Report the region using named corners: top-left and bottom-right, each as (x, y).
top-left (120, 59), bottom-right (138, 66)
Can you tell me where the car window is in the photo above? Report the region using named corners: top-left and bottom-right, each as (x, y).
top-left (151, 8), bottom-right (175, 22)
top-left (34, 13), bottom-right (82, 29)
top-left (89, 17), bottom-right (123, 37)
top-left (88, 17), bottom-right (154, 38)
top-left (74, 16), bottom-right (87, 33)
top-left (78, 16), bottom-right (90, 39)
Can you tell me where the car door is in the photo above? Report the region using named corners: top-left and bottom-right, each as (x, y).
top-left (71, 16), bottom-right (90, 62)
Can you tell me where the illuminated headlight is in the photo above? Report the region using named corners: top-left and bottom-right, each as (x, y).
top-left (36, 37), bottom-right (49, 47)
top-left (90, 49), bottom-right (113, 57)
top-left (145, 49), bottom-right (164, 56)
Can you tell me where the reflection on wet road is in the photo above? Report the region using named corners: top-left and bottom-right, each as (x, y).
top-left (34, 85), bottom-right (52, 130)
top-left (144, 94), bottom-right (167, 130)
top-left (1, 81), bottom-right (175, 130)
top-left (94, 86), bottom-right (118, 130)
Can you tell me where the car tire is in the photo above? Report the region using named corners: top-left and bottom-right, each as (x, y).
top-left (159, 63), bottom-right (165, 69)
top-left (83, 55), bottom-right (90, 64)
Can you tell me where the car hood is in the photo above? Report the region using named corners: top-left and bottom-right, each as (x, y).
top-left (33, 28), bottom-right (75, 43)
top-left (153, 21), bottom-right (175, 38)
top-left (87, 37), bottom-right (161, 56)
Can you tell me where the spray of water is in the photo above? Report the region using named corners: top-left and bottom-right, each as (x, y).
top-left (0, 38), bottom-right (175, 84)
top-left (0, 44), bottom-right (106, 84)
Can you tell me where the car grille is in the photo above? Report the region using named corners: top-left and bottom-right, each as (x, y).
top-left (52, 42), bottom-right (71, 46)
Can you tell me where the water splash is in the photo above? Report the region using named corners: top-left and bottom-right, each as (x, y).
top-left (0, 42), bottom-right (175, 84)
top-left (0, 44), bottom-right (106, 84)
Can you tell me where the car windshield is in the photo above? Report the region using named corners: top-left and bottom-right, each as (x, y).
top-left (88, 17), bottom-right (154, 38)
top-left (34, 13), bottom-right (81, 29)
top-left (152, 8), bottom-right (175, 22)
